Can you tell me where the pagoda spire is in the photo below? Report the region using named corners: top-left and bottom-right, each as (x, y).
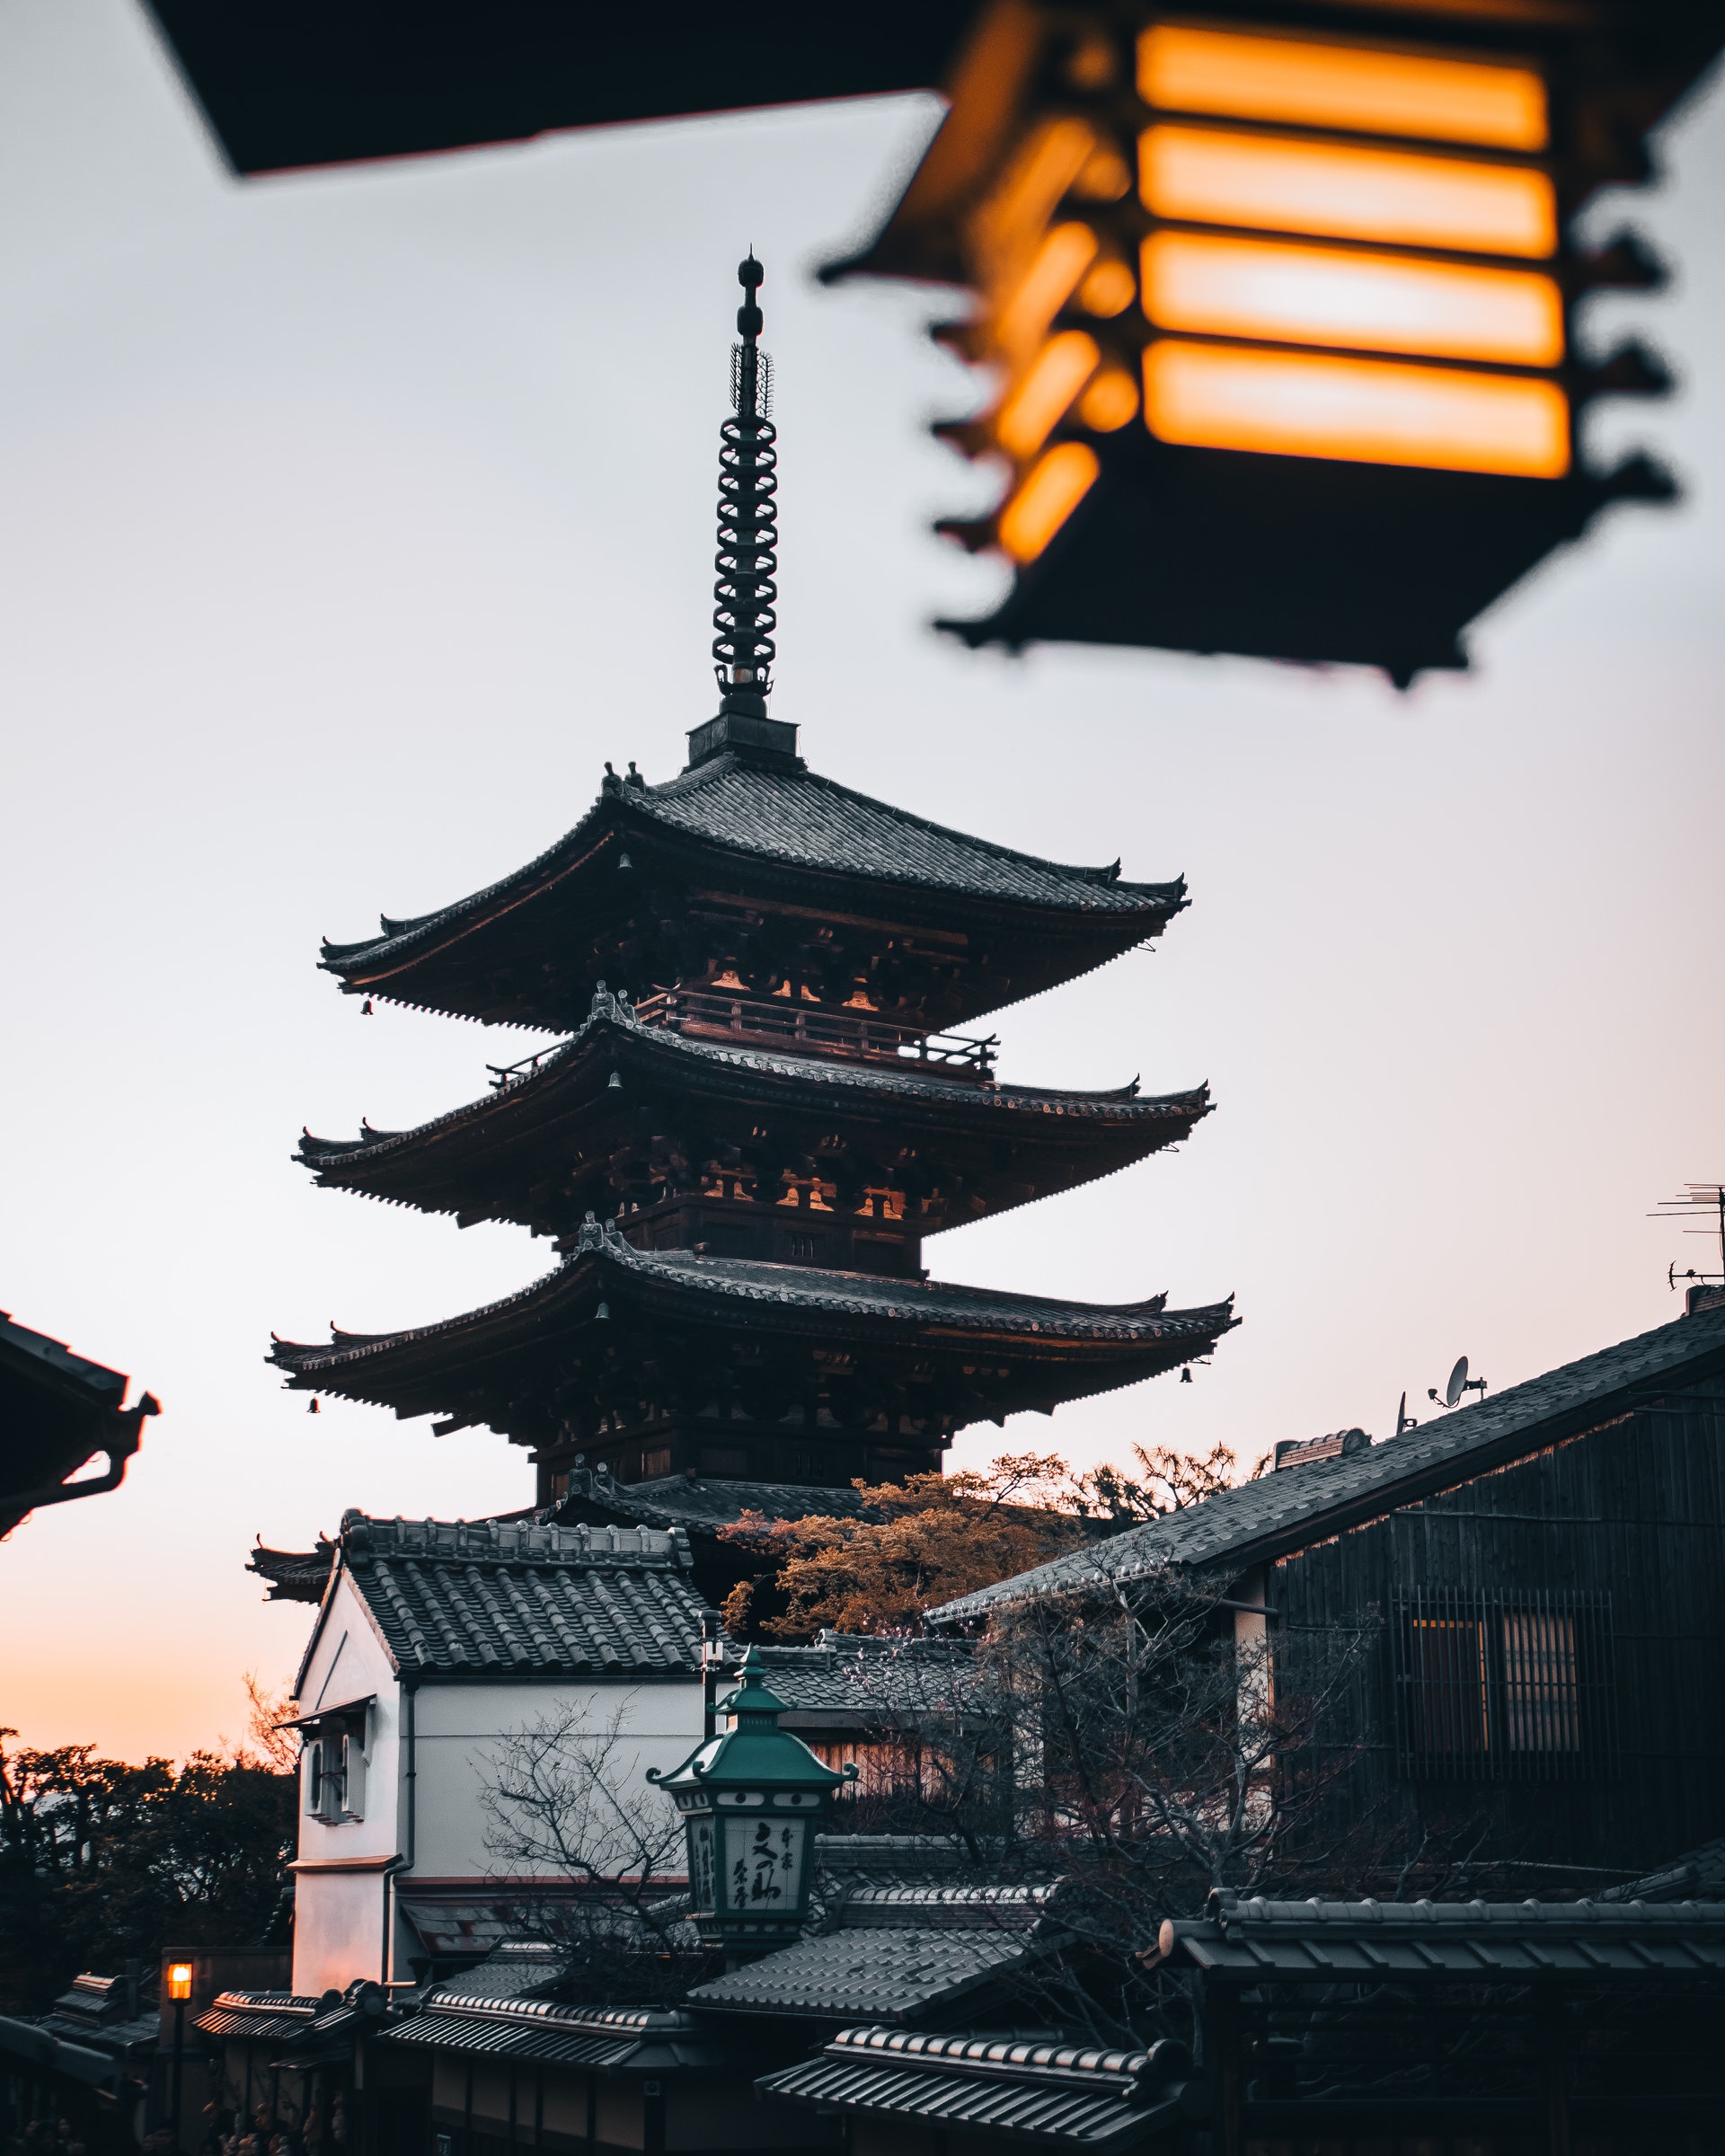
top-left (712, 252), bottom-right (777, 720)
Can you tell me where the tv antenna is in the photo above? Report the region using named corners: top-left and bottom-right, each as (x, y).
top-left (1428, 1356), bottom-right (1487, 1410)
top-left (1650, 1181), bottom-right (1725, 1292)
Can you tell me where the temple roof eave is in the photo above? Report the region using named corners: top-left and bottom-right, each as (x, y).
top-left (267, 1224), bottom-right (1235, 1392)
top-left (317, 757), bottom-right (1186, 990)
top-left (295, 994), bottom-right (1213, 1180)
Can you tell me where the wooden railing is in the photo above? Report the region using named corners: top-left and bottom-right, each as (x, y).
top-left (633, 987), bottom-right (996, 1079)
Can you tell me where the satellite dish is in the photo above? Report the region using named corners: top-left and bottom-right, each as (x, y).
top-left (1444, 1356), bottom-right (1469, 1409)
top-left (1394, 1390), bottom-right (1417, 1437)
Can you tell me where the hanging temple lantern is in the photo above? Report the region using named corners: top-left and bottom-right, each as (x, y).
top-left (649, 1648), bottom-right (855, 1951)
top-left (826, 1), bottom-right (1722, 683)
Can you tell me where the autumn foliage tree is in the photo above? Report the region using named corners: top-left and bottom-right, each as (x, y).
top-left (718, 1445), bottom-right (1266, 1639)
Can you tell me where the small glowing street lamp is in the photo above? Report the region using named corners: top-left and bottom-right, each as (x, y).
top-left (166, 1959), bottom-right (193, 2145)
top-left (649, 1648), bottom-right (854, 1956)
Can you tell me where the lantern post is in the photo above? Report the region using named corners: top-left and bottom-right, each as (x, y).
top-left (649, 1648), bottom-right (856, 1963)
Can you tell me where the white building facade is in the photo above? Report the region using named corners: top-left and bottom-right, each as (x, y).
top-left (286, 1513), bottom-right (709, 1993)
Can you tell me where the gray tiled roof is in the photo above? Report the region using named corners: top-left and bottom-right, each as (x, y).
top-left (1603, 1839), bottom-right (1725, 1904)
top-left (687, 1924), bottom-right (1041, 2020)
top-left (0, 1311), bottom-right (129, 1405)
top-left (320, 1513), bottom-right (712, 1681)
top-left (322, 757), bottom-right (1182, 975)
top-left (637, 755), bottom-right (1178, 914)
top-left (299, 989), bottom-right (1202, 1175)
top-left (725, 1637), bottom-right (979, 1726)
top-left (390, 1993), bottom-right (714, 2071)
top-left (836, 1885), bottom-right (1053, 1930)
top-left (271, 1216), bottom-right (1234, 1384)
top-left (932, 1303), bottom-right (1725, 1622)
top-left (420, 1941), bottom-right (564, 1999)
top-left (760, 2028), bottom-right (1190, 2150)
top-left (196, 1993), bottom-right (323, 2044)
top-left (563, 1471), bottom-right (877, 1536)
top-left (1173, 1890), bottom-right (1725, 1979)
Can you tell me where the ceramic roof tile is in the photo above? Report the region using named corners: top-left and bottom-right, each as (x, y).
top-left (635, 755), bottom-right (1179, 914)
top-left (686, 1925), bottom-right (1039, 2019)
top-left (760, 2027), bottom-right (1187, 2150)
top-left (270, 1222), bottom-right (1234, 1385)
top-left (332, 1514), bottom-right (710, 1677)
top-left (298, 990), bottom-right (1204, 1172)
top-left (932, 1304), bottom-right (1725, 1621)
top-left (1173, 1891), bottom-right (1725, 1979)
top-left (322, 759), bottom-right (1181, 976)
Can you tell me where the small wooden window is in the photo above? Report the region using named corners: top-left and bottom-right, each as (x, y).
top-left (1393, 1588), bottom-right (1612, 1781)
top-left (641, 1445), bottom-right (672, 1480)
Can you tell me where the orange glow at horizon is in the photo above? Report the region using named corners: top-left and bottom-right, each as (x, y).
top-left (997, 331), bottom-right (1101, 457)
top-left (1142, 233), bottom-right (1563, 366)
top-left (1139, 126), bottom-right (1557, 259)
top-left (1143, 340), bottom-right (1570, 476)
top-left (999, 442), bottom-right (1101, 560)
top-left (1138, 24), bottom-right (1548, 151)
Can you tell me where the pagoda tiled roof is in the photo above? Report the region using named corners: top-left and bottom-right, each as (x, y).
top-left (296, 987), bottom-right (1208, 1188)
top-left (269, 1216), bottom-right (1235, 1402)
top-left (321, 752), bottom-right (1183, 976)
top-left (305, 1511), bottom-right (712, 1682)
top-left (557, 1469), bottom-right (880, 1534)
top-left (930, 1301), bottom-right (1725, 1623)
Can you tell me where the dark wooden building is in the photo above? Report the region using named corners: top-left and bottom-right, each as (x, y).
top-left (935, 1291), bottom-right (1725, 1878)
top-left (270, 263), bottom-right (1231, 1503)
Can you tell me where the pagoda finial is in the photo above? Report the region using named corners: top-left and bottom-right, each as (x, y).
top-left (712, 252), bottom-right (777, 719)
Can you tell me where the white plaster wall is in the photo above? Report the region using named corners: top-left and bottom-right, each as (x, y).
top-left (287, 1574), bottom-right (705, 1989)
top-left (292, 1865), bottom-right (388, 1993)
top-left (411, 1676), bottom-right (704, 1879)
top-left (295, 1572), bottom-right (403, 1865)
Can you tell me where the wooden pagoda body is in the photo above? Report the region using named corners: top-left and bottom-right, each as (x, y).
top-left (275, 714), bottom-right (1232, 1501)
top-left (271, 261), bottom-right (1232, 1506)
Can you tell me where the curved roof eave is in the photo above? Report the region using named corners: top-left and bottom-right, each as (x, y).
top-left (316, 757), bottom-right (1186, 984)
top-left (296, 991), bottom-right (1212, 1174)
top-left (267, 1221), bottom-right (1236, 1381)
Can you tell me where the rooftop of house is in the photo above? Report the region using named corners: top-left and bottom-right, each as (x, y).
top-left (687, 1922), bottom-right (1044, 2021)
top-left (724, 1636), bottom-right (981, 1727)
top-left (1171, 1888), bottom-right (1725, 1981)
top-left (1603, 1837), bottom-right (1725, 1904)
top-left (932, 1300), bottom-right (1725, 1622)
top-left (759, 2025), bottom-right (1198, 2152)
top-left (297, 1511), bottom-right (714, 1687)
top-left (0, 1311), bottom-right (130, 1407)
top-left (390, 1991), bottom-right (721, 2072)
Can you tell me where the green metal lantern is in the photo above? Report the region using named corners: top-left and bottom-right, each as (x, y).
top-left (649, 1648), bottom-right (855, 1948)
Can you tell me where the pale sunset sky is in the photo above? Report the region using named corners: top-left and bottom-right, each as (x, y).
top-left (2, 1), bottom-right (1721, 1761)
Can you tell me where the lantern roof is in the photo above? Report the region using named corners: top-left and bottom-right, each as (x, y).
top-left (650, 1648), bottom-right (856, 1798)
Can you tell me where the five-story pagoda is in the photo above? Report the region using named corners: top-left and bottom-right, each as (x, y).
top-left (271, 258), bottom-right (1234, 1506)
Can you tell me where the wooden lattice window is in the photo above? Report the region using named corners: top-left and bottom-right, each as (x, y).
top-left (1392, 1588), bottom-right (1614, 1781)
